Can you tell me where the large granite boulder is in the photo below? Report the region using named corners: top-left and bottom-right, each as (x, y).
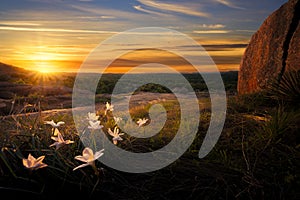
top-left (238, 0), bottom-right (300, 94)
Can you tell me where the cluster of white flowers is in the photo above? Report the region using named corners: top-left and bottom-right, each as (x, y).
top-left (86, 102), bottom-right (124, 145)
top-left (22, 101), bottom-right (149, 174)
top-left (23, 116), bottom-right (103, 173)
top-left (23, 119), bottom-right (73, 171)
top-left (44, 119), bottom-right (74, 150)
top-left (137, 118), bottom-right (148, 127)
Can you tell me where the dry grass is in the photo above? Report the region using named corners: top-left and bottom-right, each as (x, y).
top-left (0, 92), bottom-right (299, 200)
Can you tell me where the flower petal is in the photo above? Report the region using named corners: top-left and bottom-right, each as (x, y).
top-left (65, 140), bottom-right (74, 144)
top-left (28, 153), bottom-right (35, 161)
top-left (49, 142), bottom-right (59, 148)
top-left (94, 149), bottom-right (104, 160)
top-left (57, 121), bottom-right (65, 126)
top-left (35, 155), bottom-right (45, 163)
top-left (53, 128), bottom-right (60, 136)
top-left (108, 128), bottom-right (114, 137)
top-left (82, 147), bottom-right (94, 160)
top-left (73, 163), bottom-right (90, 171)
top-left (45, 120), bottom-right (55, 126)
top-left (74, 155), bottom-right (88, 163)
top-left (51, 136), bottom-right (59, 142)
top-left (35, 163), bottom-right (48, 170)
top-left (57, 130), bottom-right (64, 142)
top-left (22, 158), bottom-right (30, 168)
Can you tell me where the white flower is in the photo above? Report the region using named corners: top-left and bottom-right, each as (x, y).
top-left (113, 116), bottom-right (122, 124)
top-left (108, 127), bottom-right (124, 145)
top-left (22, 153), bottom-right (48, 171)
top-left (44, 120), bottom-right (65, 128)
top-left (73, 147), bottom-right (104, 171)
top-left (49, 129), bottom-right (74, 150)
top-left (105, 102), bottom-right (114, 115)
top-left (137, 118), bottom-right (148, 127)
top-left (87, 120), bottom-right (103, 130)
top-left (87, 112), bottom-right (99, 122)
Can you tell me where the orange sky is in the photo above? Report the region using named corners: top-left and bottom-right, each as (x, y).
top-left (0, 36), bottom-right (247, 73)
top-left (0, 0), bottom-right (286, 73)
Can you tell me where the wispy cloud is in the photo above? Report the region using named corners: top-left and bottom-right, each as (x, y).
top-left (216, 0), bottom-right (245, 9)
top-left (193, 30), bottom-right (230, 34)
top-left (203, 43), bottom-right (248, 49)
top-left (133, 5), bottom-right (169, 16)
top-left (0, 25), bottom-right (182, 36)
top-left (199, 24), bottom-right (226, 29)
top-left (137, 0), bottom-right (210, 17)
top-left (0, 21), bottom-right (41, 26)
top-left (75, 16), bottom-right (115, 19)
top-left (0, 26), bottom-right (117, 34)
top-left (100, 16), bottom-right (116, 19)
top-left (235, 29), bottom-right (256, 33)
top-left (71, 4), bottom-right (151, 21)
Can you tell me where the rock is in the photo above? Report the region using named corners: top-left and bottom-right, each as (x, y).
top-left (238, 0), bottom-right (300, 94)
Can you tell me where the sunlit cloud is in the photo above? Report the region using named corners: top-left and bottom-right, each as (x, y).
top-left (137, 0), bottom-right (210, 17)
top-left (133, 5), bottom-right (169, 16)
top-left (0, 26), bottom-right (118, 34)
top-left (193, 30), bottom-right (230, 34)
top-left (215, 0), bottom-right (245, 9)
top-left (100, 16), bottom-right (116, 19)
top-left (199, 24), bottom-right (226, 29)
top-left (69, 4), bottom-right (184, 28)
top-left (75, 15), bottom-right (116, 20)
top-left (235, 29), bottom-right (256, 33)
top-left (0, 21), bottom-right (41, 26)
top-left (71, 4), bottom-right (149, 20)
top-left (202, 43), bottom-right (248, 50)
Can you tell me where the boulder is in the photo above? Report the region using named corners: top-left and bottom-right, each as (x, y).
top-left (238, 0), bottom-right (300, 94)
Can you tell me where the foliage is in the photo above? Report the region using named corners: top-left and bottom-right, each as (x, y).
top-left (266, 70), bottom-right (300, 107)
top-left (0, 69), bottom-right (299, 199)
top-left (0, 92), bottom-right (299, 199)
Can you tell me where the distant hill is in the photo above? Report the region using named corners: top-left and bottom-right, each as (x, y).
top-left (0, 62), bottom-right (74, 115)
top-left (0, 62), bottom-right (31, 83)
top-left (0, 62), bottom-right (69, 86)
top-left (0, 62), bottom-right (29, 73)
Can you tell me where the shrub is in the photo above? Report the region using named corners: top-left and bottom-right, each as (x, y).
top-left (267, 70), bottom-right (300, 107)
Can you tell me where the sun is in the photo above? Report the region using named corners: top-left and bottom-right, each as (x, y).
top-left (25, 51), bottom-right (58, 73)
top-left (38, 68), bottom-right (50, 73)
top-left (36, 62), bottom-right (55, 73)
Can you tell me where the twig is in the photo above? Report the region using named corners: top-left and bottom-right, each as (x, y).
top-left (241, 124), bottom-right (250, 173)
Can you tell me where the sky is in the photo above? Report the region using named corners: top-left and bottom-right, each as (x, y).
top-left (0, 0), bottom-right (288, 73)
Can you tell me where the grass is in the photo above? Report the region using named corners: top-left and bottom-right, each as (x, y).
top-left (0, 91), bottom-right (299, 200)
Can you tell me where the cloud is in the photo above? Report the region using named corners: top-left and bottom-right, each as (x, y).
top-left (193, 30), bottom-right (230, 34)
top-left (200, 24), bottom-right (226, 29)
top-left (100, 16), bottom-right (116, 19)
top-left (203, 43), bottom-right (248, 49)
top-left (0, 21), bottom-right (41, 26)
top-left (0, 26), bottom-right (117, 34)
top-left (215, 0), bottom-right (245, 9)
top-left (133, 5), bottom-right (169, 16)
top-left (137, 0), bottom-right (210, 17)
top-left (211, 55), bottom-right (243, 64)
top-left (75, 16), bottom-right (115, 19)
top-left (235, 29), bottom-right (256, 33)
top-left (71, 4), bottom-right (154, 21)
